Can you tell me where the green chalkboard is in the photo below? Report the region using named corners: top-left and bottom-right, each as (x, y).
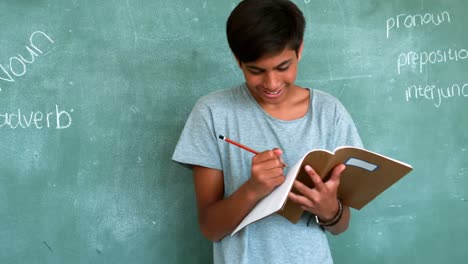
top-left (1, 0), bottom-right (466, 263)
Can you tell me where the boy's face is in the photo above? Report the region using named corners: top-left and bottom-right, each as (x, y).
top-left (237, 45), bottom-right (302, 107)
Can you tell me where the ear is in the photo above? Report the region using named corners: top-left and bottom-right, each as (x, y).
top-left (297, 41), bottom-right (304, 61)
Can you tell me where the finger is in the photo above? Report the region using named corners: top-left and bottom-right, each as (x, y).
top-left (272, 174), bottom-right (286, 185)
top-left (253, 150), bottom-right (279, 163)
top-left (304, 165), bottom-right (325, 192)
top-left (326, 164), bottom-right (346, 188)
top-left (252, 152), bottom-right (283, 170)
top-left (264, 173), bottom-right (285, 189)
top-left (252, 166), bottom-right (285, 186)
top-left (288, 192), bottom-right (314, 209)
top-left (292, 179), bottom-right (318, 200)
top-left (263, 159), bottom-right (286, 171)
top-left (265, 167), bottom-right (285, 179)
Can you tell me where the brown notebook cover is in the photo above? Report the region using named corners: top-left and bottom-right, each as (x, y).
top-left (232, 146), bottom-right (413, 235)
top-left (278, 146), bottom-right (413, 223)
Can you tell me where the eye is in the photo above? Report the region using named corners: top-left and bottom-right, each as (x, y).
top-left (248, 69), bottom-right (263, 75)
top-left (277, 62), bottom-right (291, 72)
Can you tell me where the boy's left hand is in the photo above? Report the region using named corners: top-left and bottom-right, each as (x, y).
top-left (288, 164), bottom-right (345, 221)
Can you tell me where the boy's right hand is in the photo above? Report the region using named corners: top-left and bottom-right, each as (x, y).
top-left (247, 148), bottom-right (286, 199)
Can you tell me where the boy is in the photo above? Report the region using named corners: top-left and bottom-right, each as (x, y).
top-left (172, 0), bottom-right (362, 263)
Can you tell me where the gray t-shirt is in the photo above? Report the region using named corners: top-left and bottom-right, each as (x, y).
top-left (172, 84), bottom-right (362, 264)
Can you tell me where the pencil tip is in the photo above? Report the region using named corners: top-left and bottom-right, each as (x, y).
top-left (218, 135), bottom-right (225, 140)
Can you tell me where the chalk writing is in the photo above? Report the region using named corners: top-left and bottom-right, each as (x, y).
top-left (0, 31), bottom-right (54, 90)
top-left (0, 105), bottom-right (73, 129)
top-left (405, 82), bottom-right (468, 108)
top-left (397, 47), bottom-right (468, 75)
top-left (385, 10), bottom-right (468, 107)
top-left (386, 11), bottom-right (450, 39)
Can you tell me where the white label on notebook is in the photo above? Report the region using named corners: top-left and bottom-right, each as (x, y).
top-left (345, 158), bottom-right (378, 172)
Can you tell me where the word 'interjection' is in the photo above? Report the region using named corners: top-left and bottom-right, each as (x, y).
top-left (405, 82), bottom-right (468, 108)
top-left (0, 105), bottom-right (73, 129)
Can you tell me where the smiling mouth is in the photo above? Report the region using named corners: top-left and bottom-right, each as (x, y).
top-left (262, 88), bottom-right (284, 98)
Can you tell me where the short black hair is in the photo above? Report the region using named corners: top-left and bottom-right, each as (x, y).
top-left (226, 0), bottom-right (305, 63)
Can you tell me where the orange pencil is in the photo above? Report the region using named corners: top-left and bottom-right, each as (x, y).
top-left (218, 135), bottom-right (259, 155)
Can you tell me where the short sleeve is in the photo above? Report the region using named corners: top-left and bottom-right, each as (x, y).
top-left (333, 101), bottom-right (363, 149)
top-left (172, 100), bottom-right (222, 170)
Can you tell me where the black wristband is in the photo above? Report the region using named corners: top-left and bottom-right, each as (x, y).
top-left (315, 200), bottom-right (343, 227)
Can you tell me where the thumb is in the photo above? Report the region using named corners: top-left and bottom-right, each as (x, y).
top-left (272, 148), bottom-right (287, 167)
top-left (272, 148), bottom-right (283, 157)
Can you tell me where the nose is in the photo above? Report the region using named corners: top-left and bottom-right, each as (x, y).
top-left (263, 72), bottom-right (280, 90)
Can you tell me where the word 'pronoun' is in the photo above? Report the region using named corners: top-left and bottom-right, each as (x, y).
top-left (386, 11), bottom-right (450, 39)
